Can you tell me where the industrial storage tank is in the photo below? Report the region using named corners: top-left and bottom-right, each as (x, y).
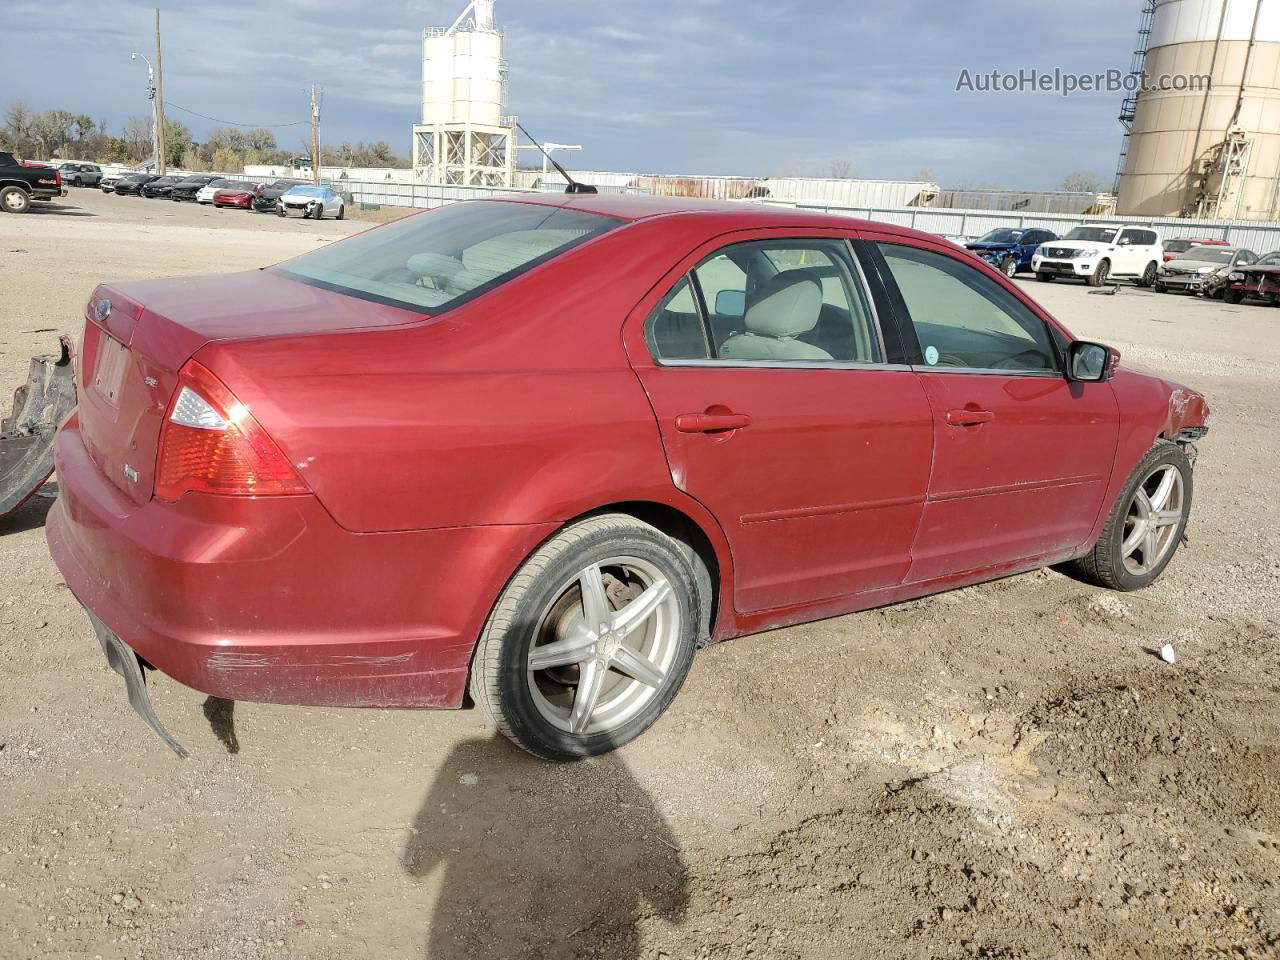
top-left (412, 0), bottom-right (516, 187)
top-left (1117, 0), bottom-right (1280, 220)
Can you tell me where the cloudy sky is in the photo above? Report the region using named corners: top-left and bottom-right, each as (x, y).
top-left (10, 0), bottom-right (1140, 188)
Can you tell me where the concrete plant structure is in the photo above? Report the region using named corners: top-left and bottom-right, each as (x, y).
top-left (1118, 0), bottom-right (1280, 220)
top-left (412, 0), bottom-right (517, 186)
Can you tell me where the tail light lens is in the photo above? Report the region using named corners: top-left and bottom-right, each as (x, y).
top-left (155, 360), bottom-right (308, 501)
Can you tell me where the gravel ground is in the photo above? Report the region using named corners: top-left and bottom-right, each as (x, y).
top-left (2, 189), bottom-right (1278, 960)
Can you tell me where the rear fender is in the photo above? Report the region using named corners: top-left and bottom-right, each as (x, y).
top-left (1, 337), bottom-right (76, 517)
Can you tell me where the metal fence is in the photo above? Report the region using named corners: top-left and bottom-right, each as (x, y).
top-left (333, 179), bottom-right (1280, 252)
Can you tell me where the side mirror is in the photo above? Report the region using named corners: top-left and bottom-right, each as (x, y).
top-left (1118, 237), bottom-right (1132, 246)
top-left (1068, 341), bottom-right (1119, 382)
top-left (715, 290), bottom-right (747, 318)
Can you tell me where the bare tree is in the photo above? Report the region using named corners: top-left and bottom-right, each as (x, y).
top-left (1061, 171), bottom-right (1104, 193)
top-left (828, 158), bottom-right (857, 180)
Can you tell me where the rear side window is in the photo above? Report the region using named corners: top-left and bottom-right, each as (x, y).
top-left (646, 239), bottom-right (883, 365)
top-left (275, 201), bottom-right (621, 313)
top-left (878, 244), bottom-right (1059, 374)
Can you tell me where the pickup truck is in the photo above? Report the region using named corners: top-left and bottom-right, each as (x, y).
top-left (0, 152), bottom-right (63, 213)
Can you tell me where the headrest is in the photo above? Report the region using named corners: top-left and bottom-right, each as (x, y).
top-left (745, 271), bottom-right (823, 339)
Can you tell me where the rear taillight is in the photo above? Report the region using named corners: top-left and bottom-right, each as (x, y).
top-left (54, 169), bottom-right (61, 188)
top-left (155, 360), bottom-right (307, 501)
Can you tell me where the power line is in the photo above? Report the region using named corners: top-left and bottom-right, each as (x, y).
top-left (163, 101), bottom-right (309, 128)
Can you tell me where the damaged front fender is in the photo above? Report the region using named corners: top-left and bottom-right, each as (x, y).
top-left (1, 337), bottom-right (76, 518)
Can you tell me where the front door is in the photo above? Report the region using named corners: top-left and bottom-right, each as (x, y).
top-left (625, 234), bottom-right (935, 614)
top-left (867, 238), bottom-right (1119, 582)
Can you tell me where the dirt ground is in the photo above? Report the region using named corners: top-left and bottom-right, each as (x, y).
top-left (2, 188), bottom-right (1279, 960)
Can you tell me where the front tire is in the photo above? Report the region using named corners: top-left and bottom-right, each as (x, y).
top-left (1001, 256), bottom-right (1018, 278)
top-left (1087, 259), bottom-right (1110, 288)
top-left (1065, 442), bottom-right (1193, 592)
top-left (1224, 287), bottom-right (1245, 304)
top-left (1037, 272), bottom-right (1054, 283)
top-left (1138, 261), bottom-right (1158, 287)
top-left (470, 514), bottom-right (701, 761)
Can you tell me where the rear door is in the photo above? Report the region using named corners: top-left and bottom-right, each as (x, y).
top-left (862, 236), bottom-right (1119, 581)
top-left (625, 230), bottom-right (934, 614)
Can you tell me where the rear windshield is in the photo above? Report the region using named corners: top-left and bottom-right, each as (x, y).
top-left (274, 200), bottom-right (622, 313)
top-left (1164, 240), bottom-right (1194, 253)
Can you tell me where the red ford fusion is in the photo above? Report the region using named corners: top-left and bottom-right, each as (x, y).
top-left (212, 183), bottom-right (263, 210)
top-left (46, 195), bottom-right (1210, 761)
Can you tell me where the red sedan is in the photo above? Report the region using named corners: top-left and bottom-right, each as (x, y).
top-left (212, 183), bottom-right (262, 209)
top-left (47, 195), bottom-right (1210, 761)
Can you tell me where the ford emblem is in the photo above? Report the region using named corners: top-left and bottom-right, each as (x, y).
top-left (95, 298), bottom-right (111, 323)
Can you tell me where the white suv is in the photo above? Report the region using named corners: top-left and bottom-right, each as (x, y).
top-left (1031, 225), bottom-right (1163, 288)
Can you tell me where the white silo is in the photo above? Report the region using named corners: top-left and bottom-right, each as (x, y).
top-left (1117, 0), bottom-right (1280, 220)
top-left (412, 0), bottom-right (516, 186)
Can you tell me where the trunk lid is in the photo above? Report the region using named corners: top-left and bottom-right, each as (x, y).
top-left (76, 270), bottom-right (425, 506)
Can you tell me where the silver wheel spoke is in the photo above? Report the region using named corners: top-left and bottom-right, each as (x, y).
top-left (1142, 528), bottom-right (1159, 565)
top-left (578, 565), bottom-right (611, 632)
top-left (528, 634), bottom-right (595, 671)
top-left (569, 659), bottom-right (607, 734)
top-left (1122, 521), bottom-right (1147, 556)
top-left (1148, 468), bottom-right (1177, 512)
top-left (612, 644), bottom-right (667, 689)
top-left (612, 578), bottom-right (672, 638)
top-left (1153, 509), bottom-right (1181, 528)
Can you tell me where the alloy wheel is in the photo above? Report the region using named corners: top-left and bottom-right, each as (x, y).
top-left (1121, 464), bottom-right (1185, 577)
top-left (527, 557), bottom-right (681, 736)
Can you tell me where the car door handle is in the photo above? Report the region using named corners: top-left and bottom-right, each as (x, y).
top-left (675, 413), bottom-right (751, 434)
top-left (945, 409), bottom-right (995, 427)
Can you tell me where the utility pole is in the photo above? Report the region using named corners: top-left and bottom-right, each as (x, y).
top-left (129, 51), bottom-right (158, 170)
top-left (154, 8), bottom-right (167, 174)
top-left (309, 83), bottom-right (321, 185)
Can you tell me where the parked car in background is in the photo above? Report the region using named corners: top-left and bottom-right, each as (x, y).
top-left (1155, 246), bottom-right (1257, 297)
top-left (140, 176), bottom-right (183, 199)
top-left (1162, 237), bottom-right (1230, 263)
top-left (278, 184), bottom-right (345, 219)
top-left (113, 174), bottom-right (162, 197)
top-left (58, 163), bottom-right (102, 188)
top-left (965, 227), bottom-right (1059, 278)
top-left (0, 151), bottom-right (63, 213)
top-left (1221, 250), bottom-right (1280, 304)
top-left (196, 179), bottom-right (244, 204)
top-left (250, 179), bottom-right (303, 213)
top-left (1032, 225), bottom-right (1163, 287)
top-left (100, 174), bottom-right (123, 194)
top-left (213, 182), bottom-right (265, 209)
top-left (47, 195), bottom-right (1210, 762)
top-left (169, 175), bottom-right (222, 202)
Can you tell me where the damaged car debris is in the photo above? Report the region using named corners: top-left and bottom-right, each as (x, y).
top-left (1, 337), bottom-right (75, 517)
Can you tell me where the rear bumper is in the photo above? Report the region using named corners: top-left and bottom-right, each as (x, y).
top-left (47, 419), bottom-right (556, 709)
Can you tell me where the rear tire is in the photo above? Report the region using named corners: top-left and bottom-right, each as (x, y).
top-left (470, 514), bottom-right (701, 761)
top-left (0, 186), bottom-right (32, 214)
top-left (1064, 442), bottom-right (1193, 592)
top-left (336, 204), bottom-right (345, 220)
top-left (1087, 259), bottom-right (1110, 288)
top-left (1138, 261), bottom-right (1158, 287)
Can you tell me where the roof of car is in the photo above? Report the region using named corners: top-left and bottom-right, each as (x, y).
top-left (483, 191), bottom-right (936, 241)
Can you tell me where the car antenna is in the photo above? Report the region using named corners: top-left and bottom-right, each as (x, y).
top-left (516, 122), bottom-right (597, 195)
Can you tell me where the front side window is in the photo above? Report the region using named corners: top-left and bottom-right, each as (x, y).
top-left (646, 239), bottom-right (882, 365)
top-left (275, 201), bottom-right (621, 313)
top-left (878, 244), bottom-right (1059, 374)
